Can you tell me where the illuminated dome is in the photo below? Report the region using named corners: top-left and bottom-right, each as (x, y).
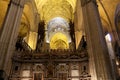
top-left (46, 17), bottom-right (71, 48)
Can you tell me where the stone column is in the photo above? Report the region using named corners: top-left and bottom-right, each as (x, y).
top-left (81, 0), bottom-right (115, 80)
top-left (0, 0), bottom-right (25, 75)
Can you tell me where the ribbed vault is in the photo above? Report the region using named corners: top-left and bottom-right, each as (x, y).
top-left (50, 32), bottom-right (69, 49)
top-left (35, 0), bottom-right (77, 23)
top-left (0, 0), bottom-right (120, 49)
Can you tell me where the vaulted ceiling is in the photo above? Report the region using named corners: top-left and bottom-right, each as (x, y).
top-left (0, 0), bottom-right (119, 32)
top-left (97, 0), bottom-right (120, 33)
top-left (0, 0), bottom-right (120, 49)
top-left (35, 0), bottom-right (77, 24)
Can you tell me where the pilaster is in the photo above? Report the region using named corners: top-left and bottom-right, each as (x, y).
top-left (0, 0), bottom-right (25, 76)
top-left (81, 0), bottom-right (115, 80)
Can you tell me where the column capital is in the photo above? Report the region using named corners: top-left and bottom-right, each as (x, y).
top-left (81, 0), bottom-right (97, 7)
top-left (9, 0), bottom-right (25, 8)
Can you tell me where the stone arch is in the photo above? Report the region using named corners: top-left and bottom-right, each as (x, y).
top-left (17, 0), bottom-right (39, 50)
top-left (115, 3), bottom-right (120, 39)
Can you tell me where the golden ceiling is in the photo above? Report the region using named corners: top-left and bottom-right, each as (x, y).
top-left (50, 32), bottom-right (69, 49)
top-left (97, 0), bottom-right (120, 32)
top-left (35, 0), bottom-right (77, 23)
top-left (0, 0), bottom-right (119, 32)
top-left (34, 0), bottom-right (76, 49)
top-left (0, 0), bottom-right (120, 49)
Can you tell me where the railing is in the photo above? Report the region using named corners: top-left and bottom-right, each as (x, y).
top-left (13, 49), bottom-right (88, 57)
top-left (12, 50), bottom-right (88, 63)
